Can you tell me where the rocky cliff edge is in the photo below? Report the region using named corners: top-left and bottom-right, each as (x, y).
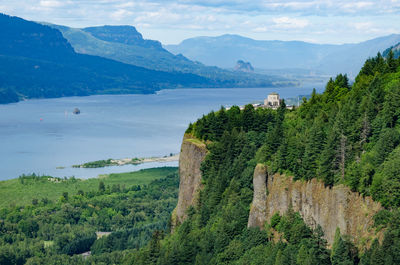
top-left (248, 164), bottom-right (383, 249)
top-left (171, 134), bottom-right (208, 229)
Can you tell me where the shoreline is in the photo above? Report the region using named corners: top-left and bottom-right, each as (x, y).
top-left (71, 154), bottom-right (180, 169)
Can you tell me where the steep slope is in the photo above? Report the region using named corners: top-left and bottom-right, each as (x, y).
top-left (82, 25), bottom-right (162, 48)
top-left (172, 134), bottom-right (208, 227)
top-left (166, 34), bottom-right (400, 76)
top-left (126, 52), bottom-right (400, 264)
top-left (50, 24), bottom-right (284, 87)
top-left (0, 14), bottom-right (209, 104)
top-left (51, 24), bottom-right (200, 73)
top-left (383, 42), bottom-right (400, 59)
top-left (235, 60), bottom-right (254, 72)
top-left (248, 165), bottom-right (383, 248)
top-left (317, 34), bottom-right (400, 76)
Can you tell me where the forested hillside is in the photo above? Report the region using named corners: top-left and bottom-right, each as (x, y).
top-left (383, 43), bottom-right (400, 59)
top-left (0, 168), bottom-right (179, 264)
top-left (2, 42), bottom-right (400, 264)
top-left (0, 14), bottom-right (210, 104)
top-left (50, 24), bottom-right (286, 88)
top-left (127, 51), bottom-right (400, 264)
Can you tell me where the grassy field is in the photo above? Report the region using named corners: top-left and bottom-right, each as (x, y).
top-left (0, 167), bottom-right (178, 208)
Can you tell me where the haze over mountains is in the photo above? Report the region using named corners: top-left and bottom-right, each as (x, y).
top-left (0, 14), bottom-right (213, 104)
top-left (384, 42), bottom-right (400, 59)
top-left (166, 34), bottom-right (400, 77)
top-left (1, 12), bottom-right (399, 105)
top-left (0, 14), bottom-right (284, 104)
top-left (0, 13), bottom-right (288, 104)
top-left (50, 24), bottom-right (207, 74)
top-left (48, 24), bottom-right (285, 87)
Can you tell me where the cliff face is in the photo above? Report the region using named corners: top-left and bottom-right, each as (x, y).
top-left (172, 134), bottom-right (208, 227)
top-left (234, 60), bottom-right (254, 72)
top-left (248, 164), bottom-right (268, 228)
top-left (174, 135), bottom-right (382, 247)
top-left (248, 164), bottom-right (383, 248)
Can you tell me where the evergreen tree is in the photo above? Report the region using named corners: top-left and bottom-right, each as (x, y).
top-left (98, 181), bottom-right (105, 193)
top-left (387, 50), bottom-right (397, 72)
top-left (297, 244), bottom-right (310, 265)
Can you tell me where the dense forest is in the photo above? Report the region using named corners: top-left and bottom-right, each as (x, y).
top-left (123, 50), bottom-right (400, 264)
top-left (0, 168), bottom-right (179, 264)
top-left (2, 51), bottom-right (400, 264)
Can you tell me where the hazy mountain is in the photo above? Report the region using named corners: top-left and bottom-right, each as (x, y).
top-left (0, 14), bottom-right (209, 104)
top-left (317, 34), bottom-right (400, 76)
top-left (165, 34), bottom-right (400, 77)
top-left (82, 25), bottom-right (162, 48)
top-left (50, 24), bottom-right (201, 73)
top-left (383, 42), bottom-right (400, 58)
top-left (49, 24), bottom-right (284, 87)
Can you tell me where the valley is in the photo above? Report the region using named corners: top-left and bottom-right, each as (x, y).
top-left (1, 6), bottom-right (400, 265)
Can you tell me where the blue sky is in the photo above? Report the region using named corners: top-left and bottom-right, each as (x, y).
top-left (1, 0), bottom-right (400, 44)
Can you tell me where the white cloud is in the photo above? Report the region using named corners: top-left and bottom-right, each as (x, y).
top-left (272, 16), bottom-right (309, 29)
top-left (353, 22), bottom-right (373, 30)
top-left (110, 9), bottom-right (133, 21)
top-left (134, 11), bottom-right (185, 25)
top-left (264, 1), bottom-right (320, 10)
top-left (252, 26), bottom-right (268, 32)
top-left (343, 1), bottom-right (374, 9)
top-left (39, 0), bottom-right (64, 8)
top-left (1, 0), bottom-right (400, 44)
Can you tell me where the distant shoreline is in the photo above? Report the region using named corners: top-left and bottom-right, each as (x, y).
top-left (71, 154), bottom-right (179, 169)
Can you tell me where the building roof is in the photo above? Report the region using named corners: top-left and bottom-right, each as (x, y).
top-left (269, 92), bottom-right (279, 96)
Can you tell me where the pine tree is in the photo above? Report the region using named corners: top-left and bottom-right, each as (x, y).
top-left (331, 228), bottom-right (341, 259)
top-left (98, 181), bottom-right (105, 193)
top-left (369, 239), bottom-right (385, 265)
top-left (302, 121), bottom-right (326, 180)
top-left (387, 50), bottom-right (397, 72)
top-left (274, 249), bottom-right (284, 265)
top-left (331, 229), bottom-right (355, 265)
top-left (318, 124), bottom-right (338, 186)
top-left (242, 104), bottom-right (255, 132)
top-left (297, 244), bottom-right (310, 265)
top-left (311, 225), bottom-right (330, 264)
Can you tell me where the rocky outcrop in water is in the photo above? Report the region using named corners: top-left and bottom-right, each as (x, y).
top-left (171, 134), bottom-right (208, 228)
top-left (248, 164), bottom-right (383, 248)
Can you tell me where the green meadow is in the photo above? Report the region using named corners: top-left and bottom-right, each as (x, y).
top-left (0, 167), bottom-right (177, 208)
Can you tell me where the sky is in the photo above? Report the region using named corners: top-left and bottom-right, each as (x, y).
top-left (1, 0), bottom-right (400, 45)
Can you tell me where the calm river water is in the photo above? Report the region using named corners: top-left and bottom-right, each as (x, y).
top-left (0, 85), bottom-right (324, 180)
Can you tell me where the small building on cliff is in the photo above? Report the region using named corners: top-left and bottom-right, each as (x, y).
top-left (226, 92), bottom-right (294, 110)
top-left (264, 92), bottom-right (281, 109)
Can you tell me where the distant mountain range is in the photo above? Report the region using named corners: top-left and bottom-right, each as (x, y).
top-left (383, 42), bottom-right (400, 58)
top-left (49, 24), bottom-right (204, 74)
top-left (1, 12), bottom-right (398, 104)
top-left (165, 34), bottom-right (400, 77)
top-left (0, 14), bottom-right (215, 104)
top-left (47, 24), bottom-right (282, 86)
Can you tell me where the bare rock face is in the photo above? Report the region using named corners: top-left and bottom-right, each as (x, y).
top-left (248, 164), bottom-right (268, 228)
top-left (248, 166), bottom-right (383, 249)
top-left (234, 60), bottom-right (254, 72)
top-left (172, 134), bottom-right (208, 228)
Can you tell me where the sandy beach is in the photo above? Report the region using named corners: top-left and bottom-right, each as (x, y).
top-left (110, 154), bottom-right (180, 166)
